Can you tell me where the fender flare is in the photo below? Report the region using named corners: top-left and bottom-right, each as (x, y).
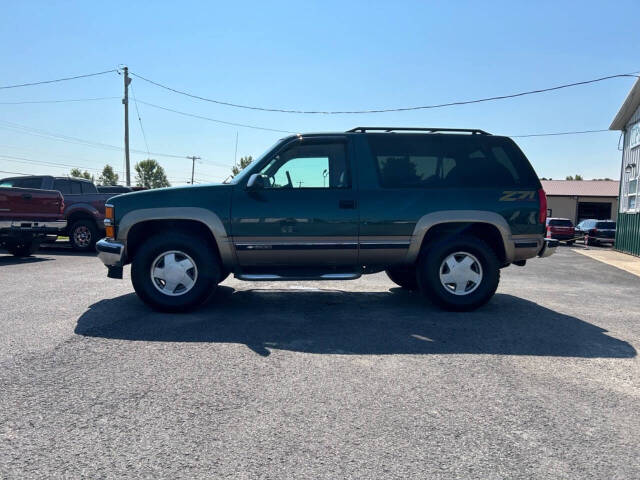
top-left (117, 207), bottom-right (236, 269)
top-left (406, 210), bottom-right (514, 263)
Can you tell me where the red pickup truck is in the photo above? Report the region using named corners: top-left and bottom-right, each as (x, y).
top-left (0, 175), bottom-right (113, 251)
top-left (0, 186), bottom-right (66, 256)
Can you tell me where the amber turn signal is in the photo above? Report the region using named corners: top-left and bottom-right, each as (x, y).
top-left (105, 205), bottom-right (114, 220)
top-left (105, 225), bottom-right (115, 238)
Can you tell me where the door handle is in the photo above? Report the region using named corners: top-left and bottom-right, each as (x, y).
top-left (339, 199), bottom-right (356, 209)
top-left (21, 193), bottom-right (32, 200)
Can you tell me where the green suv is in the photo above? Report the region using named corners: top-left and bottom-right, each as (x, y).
top-left (96, 127), bottom-right (556, 312)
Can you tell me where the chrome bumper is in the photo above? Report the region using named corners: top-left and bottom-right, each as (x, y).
top-left (96, 238), bottom-right (125, 267)
top-left (0, 219), bottom-right (67, 231)
top-left (538, 238), bottom-right (558, 258)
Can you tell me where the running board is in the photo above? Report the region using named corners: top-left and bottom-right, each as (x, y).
top-left (235, 272), bottom-right (361, 281)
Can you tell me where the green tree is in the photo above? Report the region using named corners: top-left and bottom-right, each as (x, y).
top-left (134, 159), bottom-right (170, 189)
top-left (70, 168), bottom-right (94, 182)
top-left (231, 156), bottom-right (253, 177)
top-left (98, 164), bottom-right (119, 186)
top-left (565, 174), bottom-right (583, 181)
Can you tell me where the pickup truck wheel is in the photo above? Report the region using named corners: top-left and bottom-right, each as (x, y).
top-left (6, 240), bottom-right (39, 257)
top-left (385, 266), bottom-right (418, 290)
top-left (131, 233), bottom-right (221, 312)
top-left (70, 220), bottom-right (98, 251)
top-left (417, 235), bottom-right (500, 311)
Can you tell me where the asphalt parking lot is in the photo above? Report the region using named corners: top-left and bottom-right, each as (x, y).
top-left (1, 245), bottom-right (639, 479)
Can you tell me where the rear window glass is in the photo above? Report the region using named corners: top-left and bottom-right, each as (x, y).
top-left (70, 181), bottom-right (82, 194)
top-left (80, 181), bottom-right (97, 193)
top-left (549, 219), bottom-right (573, 226)
top-left (0, 177), bottom-right (42, 189)
top-left (367, 134), bottom-right (538, 189)
top-left (595, 221), bottom-right (616, 229)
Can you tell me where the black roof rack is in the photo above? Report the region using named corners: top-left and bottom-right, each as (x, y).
top-left (346, 127), bottom-right (490, 135)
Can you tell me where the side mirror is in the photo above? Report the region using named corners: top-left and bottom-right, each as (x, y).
top-left (247, 173), bottom-right (267, 190)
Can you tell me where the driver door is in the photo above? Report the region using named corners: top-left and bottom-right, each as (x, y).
top-left (231, 137), bottom-right (359, 267)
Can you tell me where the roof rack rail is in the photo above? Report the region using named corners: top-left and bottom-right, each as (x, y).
top-left (346, 127), bottom-right (490, 135)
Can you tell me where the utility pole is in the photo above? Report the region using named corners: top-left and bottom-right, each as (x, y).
top-left (122, 67), bottom-right (132, 186)
top-left (187, 155), bottom-right (200, 184)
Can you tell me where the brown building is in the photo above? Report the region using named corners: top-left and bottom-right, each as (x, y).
top-left (541, 180), bottom-right (619, 224)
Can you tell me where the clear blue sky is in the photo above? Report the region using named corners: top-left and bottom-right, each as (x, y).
top-left (0, 0), bottom-right (638, 185)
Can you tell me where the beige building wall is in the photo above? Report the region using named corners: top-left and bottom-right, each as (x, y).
top-left (547, 196), bottom-right (619, 223)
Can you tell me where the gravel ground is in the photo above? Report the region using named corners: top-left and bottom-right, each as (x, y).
top-left (0, 245), bottom-right (638, 479)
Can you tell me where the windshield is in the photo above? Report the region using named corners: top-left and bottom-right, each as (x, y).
top-left (548, 219), bottom-right (573, 227)
top-left (224, 139), bottom-right (286, 184)
top-left (596, 221), bottom-right (616, 229)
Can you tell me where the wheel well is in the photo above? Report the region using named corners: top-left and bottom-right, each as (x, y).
top-left (66, 212), bottom-right (99, 234)
top-left (420, 222), bottom-right (506, 264)
top-left (126, 219), bottom-right (220, 263)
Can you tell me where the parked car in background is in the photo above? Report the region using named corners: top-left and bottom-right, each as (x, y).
top-left (575, 219), bottom-right (617, 246)
top-left (97, 127), bottom-right (557, 313)
top-left (0, 186), bottom-right (66, 256)
top-left (0, 175), bottom-right (112, 251)
top-left (545, 217), bottom-right (576, 245)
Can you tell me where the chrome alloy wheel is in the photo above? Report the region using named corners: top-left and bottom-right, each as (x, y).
top-left (150, 250), bottom-right (198, 297)
top-left (438, 251), bottom-right (483, 296)
top-left (73, 226), bottom-right (92, 248)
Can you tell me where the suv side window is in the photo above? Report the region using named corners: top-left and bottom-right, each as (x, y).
top-left (368, 135), bottom-right (537, 189)
top-left (259, 142), bottom-right (349, 189)
top-left (53, 179), bottom-right (71, 194)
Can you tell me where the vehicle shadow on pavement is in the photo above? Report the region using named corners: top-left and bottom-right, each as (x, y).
top-left (75, 287), bottom-right (636, 359)
top-left (0, 254), bottom-right (51, 265)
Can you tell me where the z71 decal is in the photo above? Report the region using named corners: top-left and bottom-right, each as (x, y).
top-left (499, 190), bottom-right (536, 202)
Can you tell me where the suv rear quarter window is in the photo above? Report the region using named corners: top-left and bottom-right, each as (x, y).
top-left (367, 134), bottom-right (538, 189)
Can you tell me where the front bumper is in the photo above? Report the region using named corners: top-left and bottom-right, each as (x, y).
top-left (96, 238), bottom-right (125, 267)
top-left (538, 238), bottom-right (559, 258)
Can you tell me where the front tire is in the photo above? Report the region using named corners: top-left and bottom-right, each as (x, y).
top-left (386, 265), bottom-right (418, 290)
top-left (417, 235), bottom-right (500, 311)
top-left (6, 239), bottom-right (39, 257)
top-left (69, 219), bottom-right (98, 251)
top-left (131, 232), bottom-right (221, 312)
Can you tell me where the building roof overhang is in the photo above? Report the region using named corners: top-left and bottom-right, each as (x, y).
top-left (610, 78), bottom-right (640, 130)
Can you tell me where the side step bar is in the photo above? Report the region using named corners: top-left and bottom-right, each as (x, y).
top-left (235, 272), bottom-right (361, 281)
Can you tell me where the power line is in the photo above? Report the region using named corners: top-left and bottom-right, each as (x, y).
top-left (130, 84), bottom-right (151, 156)
top-left (0, 120), bottom-right (198, 161)
top-left (0, 169), bottom-right (33, 176)
top-left (0, 153), bottom-right (124, 175)
top-left (0, 96), bottom-right (119, 105)
top-left (130, 70), bottom-right (640, 114)
top-left (509, 129), bottom-right (611, 138)
top-left (0, 69), bottom-right (117, 90)
top-left (135, 99), bottom-right (296, 133)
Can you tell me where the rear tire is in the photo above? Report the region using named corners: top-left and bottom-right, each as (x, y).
top-left (6, 240), bottom-right (39, 257)
top-left (131, 232), bottom-right (221, 312)
top-left (70, 219), bottom-right (98, 251)
top-left (385, 266), bottom-right (419, 290)
top-left (417, 235), bottom-right (500, 311)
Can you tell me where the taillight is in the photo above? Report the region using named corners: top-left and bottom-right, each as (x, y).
top-left (538, 188), bottom-right (547, 224)
top-left (59, 198), bottom-right (64, 214)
